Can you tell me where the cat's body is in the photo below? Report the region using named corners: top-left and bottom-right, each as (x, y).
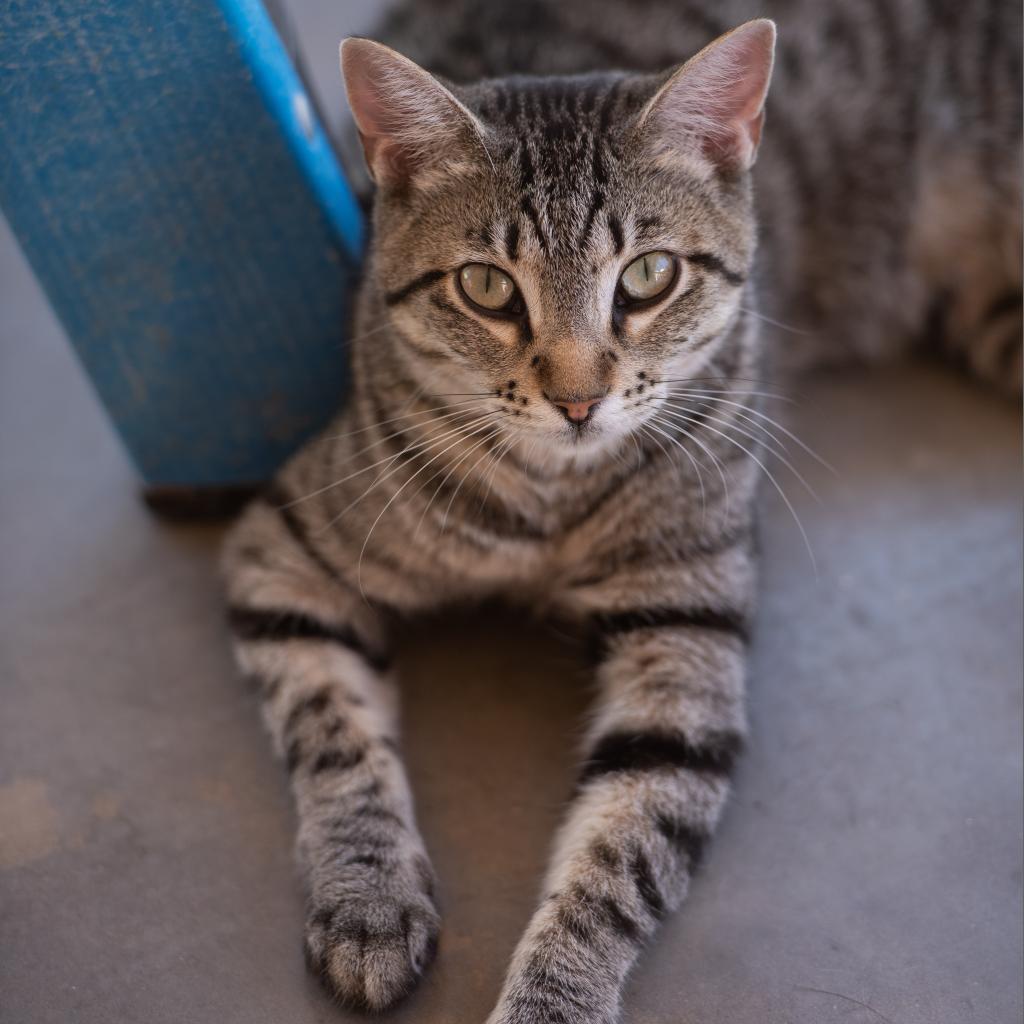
top-left (222, 4), bottom-right (1021, 1021)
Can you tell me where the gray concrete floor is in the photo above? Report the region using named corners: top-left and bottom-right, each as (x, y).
top-left (1, 200), bottom-right (1022, 1024)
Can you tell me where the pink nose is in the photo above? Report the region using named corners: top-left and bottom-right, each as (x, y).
top-left (552, 397), bottom-right (602, 423)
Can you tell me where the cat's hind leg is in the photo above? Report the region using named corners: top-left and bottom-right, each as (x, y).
top-left (221, 488), bottom-right (439, 1010)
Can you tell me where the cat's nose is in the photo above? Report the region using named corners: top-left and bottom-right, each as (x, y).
top-left (550, 395), bottom-right (603, 423)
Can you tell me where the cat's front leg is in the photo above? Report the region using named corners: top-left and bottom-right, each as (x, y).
top-left (222, 492), bottom-right (439, 1010)
top-left (488, 543), bottom-right (754, 1024)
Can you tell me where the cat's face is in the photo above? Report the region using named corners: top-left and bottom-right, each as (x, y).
top-left (344, 22), bottom-right (774, 459)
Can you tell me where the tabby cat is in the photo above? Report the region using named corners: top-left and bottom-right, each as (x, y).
top-left (221, 2), bottom-right (1021, 1020)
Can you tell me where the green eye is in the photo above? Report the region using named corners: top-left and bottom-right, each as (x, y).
top-left (458, 263), bottom-right (519, 313)
top-left (618, 251), bottom-right (677, 302)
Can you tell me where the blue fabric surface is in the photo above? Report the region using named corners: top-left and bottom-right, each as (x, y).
top-left (0, 0), bottom-right (363, 486)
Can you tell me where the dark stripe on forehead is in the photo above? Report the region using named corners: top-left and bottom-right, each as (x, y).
top-left (592, 136), bottom-right (608, 186)
top-left (505, 221), bottom-right (520, 261)
top-left (579, 190), bottom-right (605, 247)
top-left (506, 86), bottom-right (522, 123)
top-left (686, 253), bottom-right (746, 286)
top-left (478, 94), bottom-right (500, 122)
top-left (607, 213), bottom-right (624, 255)
top-left (540, 79), bottom-right (565, 117)
top-left (577, 79), bottom-right (600, 117)
top-left (385, 269), bottom-right (447, 306)
top-left (597, 81), bottom-right (621, 137)
top-left (521, 196), bottom-right (548, 251)
top-left (518, 143), bottom-right (535, 189)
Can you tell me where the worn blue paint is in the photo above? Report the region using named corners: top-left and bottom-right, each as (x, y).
top-left (0, 0), bottom-right (364, 486)
top-left (220, 0), bottom-right (364, 263)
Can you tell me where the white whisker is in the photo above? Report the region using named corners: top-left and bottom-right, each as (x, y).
top-left (475, 434), bottom-right (518, 517)
top-left (313, 400), bottom-right (491, 474)
top-left (658, 408), bottom-right (817, 572)
top-left (316, 396), bottom-right (489, 446)
top-left (739, 306), bottom-right (814, 336)
top-left (414, 423), bottom-right (502, 538)
top-left (642, 419), bottom-right (708, 517)
top-left (658, 403), bottom-right (820, 502)
top-left (316, 411), bottom-right (499, 532)
top-left (344, 320), bottom-right (397, 347)
top-left (653, 381), bottom-right (793, 403)
top-left (626, 429), bottom-right (644, 470)
top-left (665, 389), bottom-right (834, 473)
top-left (356, 417), bottom-right (501, 595)
top-left (442, 430), bottom-right (507, 533)
top-left (648, 412), bottom-right (734, 519)
top-left (286, 406), bottom-right (494, 509)
top-left (523, 437), bottom-right (541, 478)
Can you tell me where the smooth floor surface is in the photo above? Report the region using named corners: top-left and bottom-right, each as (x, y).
top-left (1, 211), bottom-right (1022, 1023)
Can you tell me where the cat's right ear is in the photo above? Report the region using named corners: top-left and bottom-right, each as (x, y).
top-left (341, 38), bottom-right (489, 189)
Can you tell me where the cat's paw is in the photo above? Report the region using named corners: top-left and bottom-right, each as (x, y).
top-left (486, 979), bottom-right (619, 1024)
top-left (303, 861), bottom-right (440, 1010)
top-left (487, 1008), bottom-right (616, 1024)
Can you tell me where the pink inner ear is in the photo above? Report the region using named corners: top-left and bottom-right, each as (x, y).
top-left (647, 20), bottom-right (776, 172)
top-left (342, 42), bottom-right (414, 182)
top-left (350, 86), bottom-right (414, 185)
top-left (341, 38), bottom-right (481, 187)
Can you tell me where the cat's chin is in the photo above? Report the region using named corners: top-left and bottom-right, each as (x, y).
top-left (511, 422), bottom-right (634, 469)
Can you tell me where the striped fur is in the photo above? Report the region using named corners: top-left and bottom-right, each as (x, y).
top-left (222, 4), bottom-right (1021, 1020)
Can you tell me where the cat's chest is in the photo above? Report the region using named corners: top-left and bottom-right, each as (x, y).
top-left (442, 460), bottom-right (656, 590)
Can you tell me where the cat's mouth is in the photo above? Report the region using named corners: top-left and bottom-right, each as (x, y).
top-left (567, 425), bottom-right (613, 454)
top-left (566, 418), bottom-right (595, 440)
top-left (552, 413), bottom-right (619, 455)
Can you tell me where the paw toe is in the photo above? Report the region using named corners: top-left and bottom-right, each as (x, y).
top-left (304, 896), bottom-right (440, 1010)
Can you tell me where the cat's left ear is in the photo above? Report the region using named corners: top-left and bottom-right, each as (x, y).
top-left (637, 19), bottom-right (776, 174)
top-left (341, 37), bottom-right (490, 189)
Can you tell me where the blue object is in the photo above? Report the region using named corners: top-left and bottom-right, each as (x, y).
top-left (0, 0), bottom-right (364, 487)
top-left (221, 0), bottom-right (363, 263)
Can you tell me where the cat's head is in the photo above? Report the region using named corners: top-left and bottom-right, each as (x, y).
top-left (341, 20), bottom-right (774, 459)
